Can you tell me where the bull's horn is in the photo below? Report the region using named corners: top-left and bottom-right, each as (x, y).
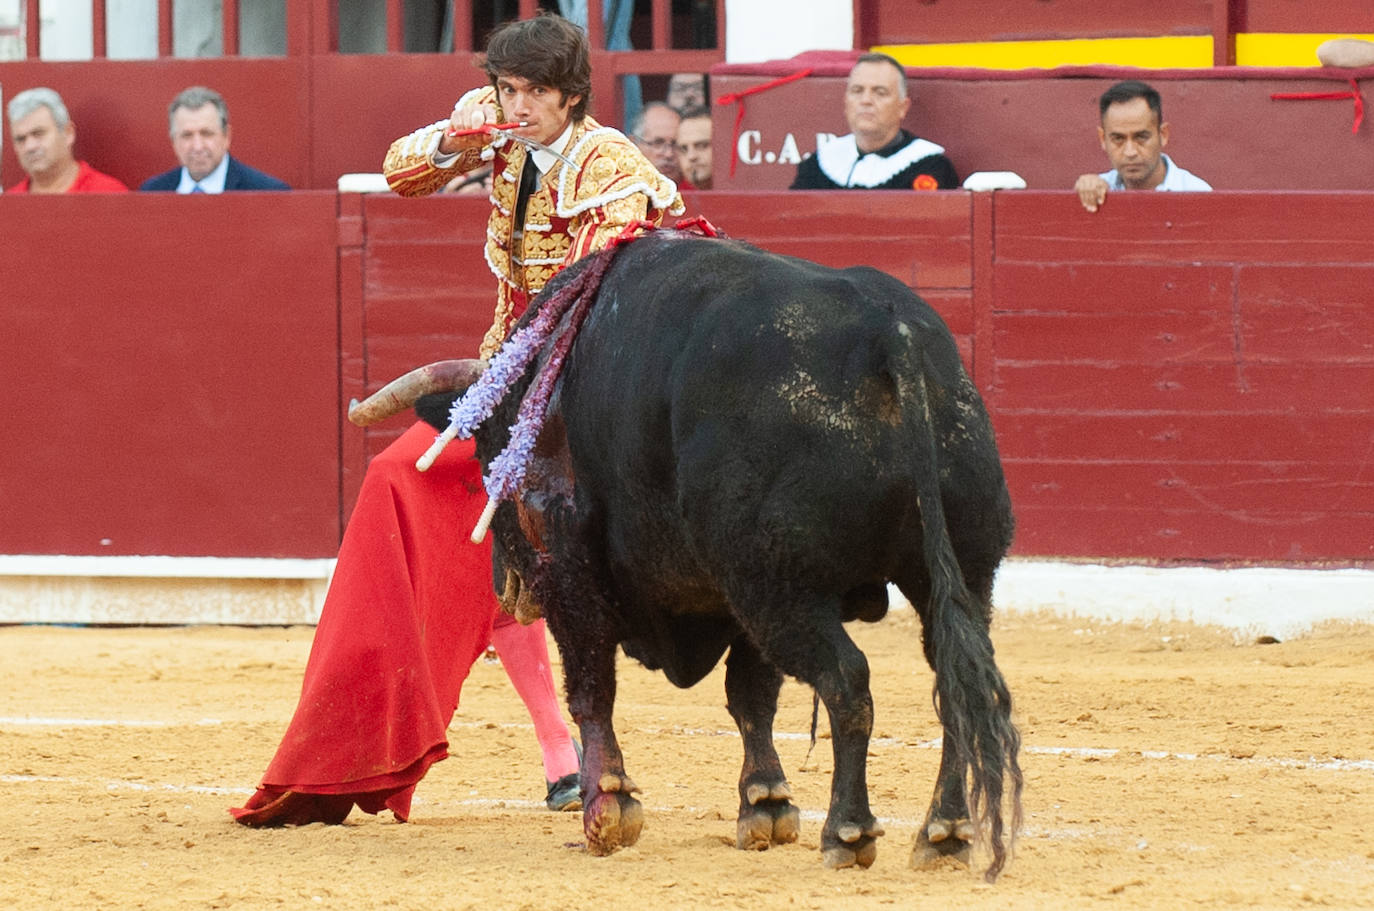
top-left (347, 359), bottom-right (487, 427)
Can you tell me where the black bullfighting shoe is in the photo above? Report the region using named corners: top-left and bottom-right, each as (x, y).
top-left (544, 739), bottom-right (583, 812)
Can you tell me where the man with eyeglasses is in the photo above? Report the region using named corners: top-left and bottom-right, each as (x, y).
top-left (629, 100), bottom-right (683, 183)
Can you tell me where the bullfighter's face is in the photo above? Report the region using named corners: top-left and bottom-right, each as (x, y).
top-left (496, 75), bottom-right (581, 148)
top-left (1098, 96), bottom-right (1170, 190)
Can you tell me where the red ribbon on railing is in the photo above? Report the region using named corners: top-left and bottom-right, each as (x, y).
top-left (1271, 79), bottom-right (1365, 134)
top-left (715, 68), bottom-right (814, 178)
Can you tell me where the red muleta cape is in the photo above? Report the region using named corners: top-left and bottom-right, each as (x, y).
top-left (231, 423), bottom-right (496, 825)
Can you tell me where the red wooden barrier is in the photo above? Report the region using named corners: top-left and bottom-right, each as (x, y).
top-left (990, 191), bottom-right (1374, 563)
top-left (0, 193), bottom-right (342, 558)
top-left (1, 190), bottom-right (1369, 566)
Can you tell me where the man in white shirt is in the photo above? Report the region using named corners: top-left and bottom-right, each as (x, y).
top-left (1074, 80), bottom-right (1211, 213)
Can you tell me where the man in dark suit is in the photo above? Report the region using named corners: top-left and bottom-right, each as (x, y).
top-left (139, 86), bottom-right (288, 193)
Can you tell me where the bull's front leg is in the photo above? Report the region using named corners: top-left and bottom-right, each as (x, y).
top-left (549, 610), bottom-right (642, 855)
top-left (724, 638), bottom-right (800, 850)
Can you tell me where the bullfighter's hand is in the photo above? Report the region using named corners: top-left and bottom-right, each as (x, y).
top-left (1074, 174), bottom-right (1109, 213)
top-left (438, 100), bottom-right (501, 155)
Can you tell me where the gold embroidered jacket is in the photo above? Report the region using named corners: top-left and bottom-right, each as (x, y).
top-left (383, 87), bottom-right (685, 356)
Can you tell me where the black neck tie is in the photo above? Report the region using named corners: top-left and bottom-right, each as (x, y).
top-left (513, 158), bottom-right (540, 229)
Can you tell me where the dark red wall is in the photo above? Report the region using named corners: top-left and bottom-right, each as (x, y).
top-left (0, 55), bottom-right (542, 192)
top-left (988, 191), bottom-right (1374, 562)
top-left (7, 53), bottom-right (1373, 197)
top-left (711, 55), bottom-right (1374, 193)
top-left (0, 57), bottom-right (313, 191)
top-left (0, 51), bottom-right (654, 192)
top-left (2, 190), bottom-right (1369, 565)
top-left (0, 192), bottom-right (342, 557)
top-left (1241, 0), bottom-right (1374, 31)
top-left (867, 0), bottom-right (1214, 43)
top-left (860, 0), bottom-right (1374, 43)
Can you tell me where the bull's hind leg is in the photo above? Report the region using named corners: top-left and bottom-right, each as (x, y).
top-left (911, 737), bottom-right (975, 868)
top-left (734, 601), bottom-right (884, 869)
top-left (900, 575), bottom-right (977, 869)
top-left (724, 638), bottom-right (800, 850)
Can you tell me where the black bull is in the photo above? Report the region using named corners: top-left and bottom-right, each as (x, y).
top-left (413, 232), bottom-right (1023, 877)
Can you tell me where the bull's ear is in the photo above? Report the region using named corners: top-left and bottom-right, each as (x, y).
top-left (415, 391), bottom-right (461, 431)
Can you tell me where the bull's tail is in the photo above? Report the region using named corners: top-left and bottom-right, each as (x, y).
top-left (905, 368), bottom-right (1023, 882)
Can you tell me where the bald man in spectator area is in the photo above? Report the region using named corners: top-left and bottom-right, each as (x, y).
top-left (791, 52), bottom-right (957, 191)
top-left (630, 101), bottom-right (683, 183)
top-left (1074, 80), bottom-right (1211, 213)
top-left (5, 88), bottom-right (127, 193)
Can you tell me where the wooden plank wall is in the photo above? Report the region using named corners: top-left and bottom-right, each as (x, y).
top-left (990, 191), bottom-right (1374, 563)
top-left (1, 190), bottom-right (1368, 566)
top-left (350, 190), bottom-right (1373, 565)
top-left (0, 193), bottom-right (343, 558)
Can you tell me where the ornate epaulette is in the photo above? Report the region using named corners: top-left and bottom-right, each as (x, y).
top-left (557, 127), bottom-right (686, 219)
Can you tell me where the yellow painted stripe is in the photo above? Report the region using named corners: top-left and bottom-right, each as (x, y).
top-left (879, 33), bottom-right (1374, 70)
top-left (1235, 32), bottom-right (1374, 67)
top-left (876, 36), bottom-right (1213, 70)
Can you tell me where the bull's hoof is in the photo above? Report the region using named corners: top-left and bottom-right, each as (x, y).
top-left (822, 839), bottom-right (878, 869)
top-left (821, 820), bottom-right (884, 869)
top-left (736, 803), bottom-right (801, 850)
top-left (584, 776), bottom-right (643, 856)
top-left (736, 779), bottom-right (800, 851)
top-left (909, 815), bottom-right (974, 870)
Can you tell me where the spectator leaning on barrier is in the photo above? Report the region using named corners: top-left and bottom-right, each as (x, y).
top-left (1074, 80), bottom-right (1211, 213)
top-left (791, 52), bottom-right (957, 191)
top-left (674, 105), bottom-right (712, 190)
top-left (5, 87), bottom-right (127, 194)
top-left (139, 86), bottom-right (289, 193)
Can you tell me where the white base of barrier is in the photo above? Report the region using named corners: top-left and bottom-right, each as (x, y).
top-left (989, 559), bottom-right (1374, 639)
top-left (1, 555), bottom-right (1370, 636)
top-left (0, 556), bottom-right (332, 625)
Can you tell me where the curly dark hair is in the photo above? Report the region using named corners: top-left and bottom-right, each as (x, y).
top-left (483, 12), bottom-right (592, 122)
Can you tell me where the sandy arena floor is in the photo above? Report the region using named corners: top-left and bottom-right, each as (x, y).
top-left (3, 609), bottom-right (1372, 910)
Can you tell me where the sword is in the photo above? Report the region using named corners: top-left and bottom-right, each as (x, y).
top-left (446, 121), bottom-right (578, 170)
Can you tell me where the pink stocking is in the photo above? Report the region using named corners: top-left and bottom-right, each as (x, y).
top-left (490, 613), bottom-right (580, 781)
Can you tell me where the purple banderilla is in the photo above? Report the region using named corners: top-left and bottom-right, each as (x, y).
top-left (416, 244), bottom-right (623, 541)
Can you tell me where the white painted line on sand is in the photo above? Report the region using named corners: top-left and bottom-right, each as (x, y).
top-left (0, 716), bottom-right (223, 727)
top-left (5, 716), bottom-right (1370, 773)
top-left (0, 773), bottom-right (1103, 838)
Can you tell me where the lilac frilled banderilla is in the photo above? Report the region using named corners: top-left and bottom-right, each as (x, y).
top-left (414, 244), bottom-right (624, 542)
